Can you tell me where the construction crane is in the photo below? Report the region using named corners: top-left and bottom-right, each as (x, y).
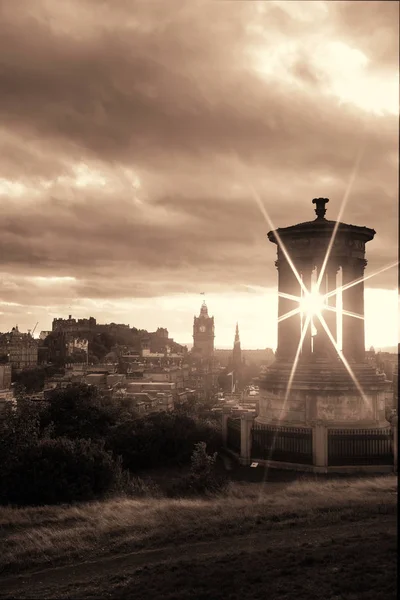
top-left (31, 322), bottom-right (39, 337)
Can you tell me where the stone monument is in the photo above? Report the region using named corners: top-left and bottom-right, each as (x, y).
top-left (257, 198), bottom-right (388, 429)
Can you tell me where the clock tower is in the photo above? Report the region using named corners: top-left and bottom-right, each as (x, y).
top-left (192, 301), bottom-right (215, 359)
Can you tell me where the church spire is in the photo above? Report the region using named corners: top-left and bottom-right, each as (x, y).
top-left (233, 322), bottom-right (241, 353)
top-left (234, 322), bottom-right (240, 344)
top-left (231, 322), bottom-right (242, 391)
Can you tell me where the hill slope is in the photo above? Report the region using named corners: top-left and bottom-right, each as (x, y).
top-left (0, 475), bottom-right (397, 599)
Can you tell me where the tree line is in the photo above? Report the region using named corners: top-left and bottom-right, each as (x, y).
top-left (0, 384), bottom-right (225, 507)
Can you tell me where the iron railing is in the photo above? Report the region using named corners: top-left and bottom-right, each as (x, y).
top-left (251, 422), bottom-right (313, 464)
top-left (327, 428), bottom-right (394, 466)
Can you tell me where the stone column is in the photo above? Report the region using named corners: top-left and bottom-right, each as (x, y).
top-left (312, 420), bottom-right (328, 470)
top-left (342, 259), bottom-right (366, 362)
top-left (299, 262), bottom-right (313, 359)
top-left (312, 263), bottom-right (331, 356)
top-left (276, 258), bottom-right (301, 361)
top-left (221, 407), bottom-right (232, 447)
top-left (341, 260), bottom-right (354, 360)
top-left (239, 412), bottom-right (255, 466)
top-left (392, 415), bottom-right (398, 473)
top-left (325, 262), bottom-right (339, 343)
top-left (352, 259), bottom-right (366, 362)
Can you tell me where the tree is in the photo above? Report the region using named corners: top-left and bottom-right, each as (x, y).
top-left (106, 412), bottom-right (223, 472)
top-left (12, 367), bottom-right (46, 393)
top-left (1, 437), bottom-right (126, 506)
top-left (47, 383), bottom-right (119, 440)
top-left (167, 442), bottom-right (228, 497)
top-left (67, 349), bottom-right (87, 364)
top-left (0, 399), bottom-right (41, 468)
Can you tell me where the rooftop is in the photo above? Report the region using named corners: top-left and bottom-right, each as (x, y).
top-left (267, 198), bottom-right (376, 244)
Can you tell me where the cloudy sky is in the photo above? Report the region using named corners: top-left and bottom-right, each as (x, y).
top-left (0, 0), bottom-right (398, 349)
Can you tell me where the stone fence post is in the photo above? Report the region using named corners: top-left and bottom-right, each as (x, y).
top-left (312, 420), bottom-right (328, 470)
top-left (392, 415), bottom-right (398, 473)
top-left (239, 413), bottom-right (255, 466)
top-left (221, 407), bottom-right (232, 447)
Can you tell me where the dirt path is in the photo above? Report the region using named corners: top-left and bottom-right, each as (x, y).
top-left (0, 515), bottom-right (396, 598)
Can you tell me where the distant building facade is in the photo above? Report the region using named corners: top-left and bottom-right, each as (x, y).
top-left (0, 364), bottom-right (12, 389)
top-left (192, 301), bottom-right (215, 360)
top-left (189, 301), bottom-right (219, 401)
top-left (52, 315), bottom-right (97, 334)
top-left (0, 326), bottom-right (38, 371)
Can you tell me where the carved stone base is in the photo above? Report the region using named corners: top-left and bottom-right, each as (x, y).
top-left (257, 359), bottom-right (388, 428)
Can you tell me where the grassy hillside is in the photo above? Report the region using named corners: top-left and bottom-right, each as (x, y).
top-left (0, 475), bottom-right (397, 599)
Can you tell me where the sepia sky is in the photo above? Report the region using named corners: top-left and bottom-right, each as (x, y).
top-left (0, 0), bottom-right (398, 349)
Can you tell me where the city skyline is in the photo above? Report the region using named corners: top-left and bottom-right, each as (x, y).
top-left (0, 1), bottom-right (398, 350)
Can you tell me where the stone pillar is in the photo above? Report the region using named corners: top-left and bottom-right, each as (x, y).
top-left (276, 258), bottom-right (301, 361)
top-left (392, 415), bottom-right (398, 473)
top-left (299, 262), bottom-right (313, 359)
top-left (325, 263), bottom-right (339, 343)
top-left (312, 263), bottom-right (331, 357)
top-left (342, 261), bottom-right (354, 359)
top-left (342, 259), bottom-right (366, 362)
top-left (222, 407), bottom-right (232, 447)
top-left (239, 412), bottom-right (255, 465)
top-left (312, 420), bottom-right (328, 469)
top-left (352, 259), bottom-right (366, 362)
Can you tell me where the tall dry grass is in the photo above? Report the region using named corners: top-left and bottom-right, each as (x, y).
top-left (0, 475), bottom-right (396, 577)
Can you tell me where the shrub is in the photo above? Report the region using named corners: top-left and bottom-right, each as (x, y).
top-left (0, 437), bottom-right (126, 506)
top-left (106, 413), bottom-right (223, 472)
top-left (47, 384), bottom-right (119, 440)
top-left (0, 399), bottom-right (41, 471)
top-left (167, 442), bottom-right (228, 497)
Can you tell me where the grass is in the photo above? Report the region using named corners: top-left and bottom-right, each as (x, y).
top-left (12, 529), bottom-right (396, 600)
top-left (0, 474), bottom-right (396, 581)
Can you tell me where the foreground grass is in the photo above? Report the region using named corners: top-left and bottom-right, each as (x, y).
top-left (0, 475), bottom-right (396, 579)
top-left (5, 528), bottom-right (396, 600)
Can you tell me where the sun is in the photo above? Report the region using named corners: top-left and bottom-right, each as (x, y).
top-left (300, 289), bottom-right (325, 317)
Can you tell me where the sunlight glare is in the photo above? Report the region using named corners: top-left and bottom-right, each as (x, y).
top-left (300, 290), bottom-right (325, 318)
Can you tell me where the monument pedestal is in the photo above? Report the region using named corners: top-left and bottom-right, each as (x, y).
top-left (252, 359), bottom-right (393, 473)
top-left (257, 358), bottom-right (388, 429)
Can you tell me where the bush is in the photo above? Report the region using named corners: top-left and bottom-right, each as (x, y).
top-left (106, 413), bottom-right (223, 472)
top-left (0, 399), bottom-right (41, 471)
top-left (167, 442), bottom-right (228, 497)
top-left (0, 437), bottom-right (126, 506)
top-left (47, 384), bottom-right (119, 440)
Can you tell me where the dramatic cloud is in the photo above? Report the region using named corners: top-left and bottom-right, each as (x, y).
top-left (0, 0), bottom-right (398, 346)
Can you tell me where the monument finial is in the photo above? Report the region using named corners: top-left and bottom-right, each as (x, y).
top-left (312, 197), bottom-right (329, 219)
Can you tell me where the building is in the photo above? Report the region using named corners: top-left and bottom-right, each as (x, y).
top-left (113, 381), bottom-right (176, 414)
top-left (189, 301), bottom-right (219, 401)
top-left (192, 301), bottom-right (215, 360)
top-left (154, 327), bottom-right (169, 339)
top-left (0, 364), bottom-right (12, 389)
top-left (188, 363), bottom-right (219, 402)
top-left (118, 391), bottom-right (174, 415)
top-left (234, 197), bottom-right (391, 473)
top-left (0, 326), bottom-right (38, 371)
top-left (141, 364), bottom-right (189, 389)
top-left (231, 323), bottom-right (243, 391)
top-left (39, 331), bottom-right (52, 340)
top-left (52, 315), bottom-right (97, 334)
